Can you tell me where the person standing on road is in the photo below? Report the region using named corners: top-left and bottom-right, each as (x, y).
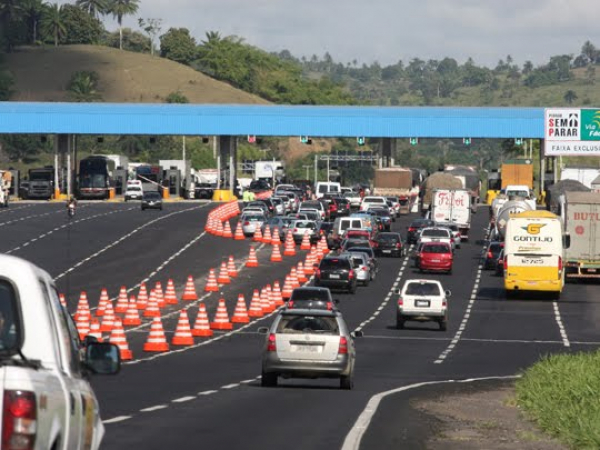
top-left (242, 189), bottom-right (251, 208)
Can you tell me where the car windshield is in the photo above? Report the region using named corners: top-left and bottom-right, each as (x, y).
top-left (422, 244), bottom-right (450, 253)
top-left (405, 282), bottom-right (441, 296)
top-left (0, 281), bottom-right (19, 352)
top-left (422, 229), bottom-right (449, 238)
top-left (378, 233), bottom-right (400, 242)
top-left (127, 186), bottom-right (142, 192)
top-left (294, 221), bottom-right (316, 229)
top-left (320, 258), bottom-right (351, 270)
top-left (349, 247), bottom-right (374, 258)
top-left (290, 290), bottom-right (330, 302)
top-left (144, 192), bottom-right (161, 200)
top-left (277, 315), bottom-right (339, 334)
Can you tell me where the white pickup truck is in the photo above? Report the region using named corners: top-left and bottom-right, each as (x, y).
top-left (0, 254), bottom-right (120, 450)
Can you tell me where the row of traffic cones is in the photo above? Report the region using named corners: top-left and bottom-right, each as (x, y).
top-left (205, 201), bottom-right (241, 235)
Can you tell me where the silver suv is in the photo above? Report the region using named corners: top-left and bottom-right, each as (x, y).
top-left (259, 309), bottom-right (359, 389)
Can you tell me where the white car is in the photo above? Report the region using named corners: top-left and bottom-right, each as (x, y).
top-left (124, 184), bottom-right (143, 201)
top-left (343, 191), bottom-right (362, 209)
top-left (360, 196), bottom-right (387, 212)
top-left (340, 251), bottom-right (373, 286)
top-left (396, 279), bottom-right (450, 331)
top-left (435, 222), bottom-right (461, 249)
top-left (241, 213), bottom-right (267, 237)
top-left (417, 227), bottom-right (455, 250)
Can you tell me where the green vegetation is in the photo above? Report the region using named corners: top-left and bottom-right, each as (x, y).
top-left (66, 70), bottom-right (102, 101)
top-left (516, 351), bottom-right (600, 449)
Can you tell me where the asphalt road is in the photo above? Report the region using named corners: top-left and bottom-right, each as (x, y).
top-left (4, 200), bottom-right (599, 449)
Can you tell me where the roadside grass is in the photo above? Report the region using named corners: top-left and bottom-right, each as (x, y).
top-left (516, 351), bottom-right (600, 449)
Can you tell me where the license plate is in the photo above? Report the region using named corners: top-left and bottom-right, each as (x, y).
top-left (415, 300), bottom-right (430, 307)
top-left (329, 274), bottom-right (340, 279)
top-left (431, 259), bottom-right (440, 262)
top-left (291, 344), bottom-right (322, 353)
top-left (588, 269), bottom-right (597, 273)
top-left (383, 250), bottom-right (391, 254)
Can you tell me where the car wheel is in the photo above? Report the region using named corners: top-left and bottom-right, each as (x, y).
top-left (349, 285), bottom-right (356, 294)
top-left (261, 371), bottom-right (278, 387)
top-left (439, 320), bottom-right (448, 332)
top-left (363, 279), bottom-right (370, 287)
top-left (159, 206), bottom-right (163, 210)
top-left (340, 372), bottom-right (354, 390)
top-left (396, 315), bottom-right (405, 330)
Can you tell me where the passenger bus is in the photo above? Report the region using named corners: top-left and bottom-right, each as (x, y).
top-left (504, 210), bottom-right (569, 298)
top-left (77, 156), bottom-right (115, 200)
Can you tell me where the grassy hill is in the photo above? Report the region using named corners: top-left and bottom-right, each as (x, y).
top-left (4, 45), bottom-right (269, 104)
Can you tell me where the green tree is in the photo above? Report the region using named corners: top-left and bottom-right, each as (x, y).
top-left (0, 0), bottom-right (24, 51)
top-left (581, 40), bottom-right (597, 65)
top-left (0, 134), bottom-right (42, 163)
top-left (66, 70), bottom-right (102, 102)
top-left (103, 28), bottom-right (148, 52)
top-left (76, 0), bottom-right (108, 19)
top-left (41, 3), bottom-right (66, 47)
top-left (22, 0), bottom-right (44, 44)
top-left (61, 4), bottom-right (104, 44)
top-left (563, 90), bottom-right (578, 105)
top-left (165, 90), bottom-right (188, 103)
top-left (0, 69), bottom-right (14, 100)
top-left (107, 0), bottom-right (139, 50)
top-left (138, 17), bottom-right (161, 55)
top-left (159, 27), bottom-right (196, 64)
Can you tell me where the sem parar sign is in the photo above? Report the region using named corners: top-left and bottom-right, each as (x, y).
top-left (545, 108), bottom-right (600, 155)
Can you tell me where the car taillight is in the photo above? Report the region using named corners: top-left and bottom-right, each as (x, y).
top-left (408, 227), bottom-right (415, 232)
top-left (558, 256), bottom-right (562, 271)
top-left (327, 303), bottom-right (333, 310)
top-left (397, 298), bottom-right (403, 306)
top-left (244, 221), bottom-right (250, 226)
top-left (287, 301), bottom-right (294, 308)
top-left (338, 336), bottom-right (348, 354)
top-left (267, 333), bottom-right (277, 352)
top-left (396, 242), bottom-right (401, 248)
top-left (293, 228), bottom-right (298, 233)
top-left (442, 300), bottom-right (447, 307)
top-left (361, 265), bottom-right (368, 271)
top-left (316, 269), bottom-right (321, 278)
top-left (2, 390), bottom-right (37, 450)
top-left (348, 269), bottom-right (355, 279)
top-left (487, 251), bottom-right (493, 259)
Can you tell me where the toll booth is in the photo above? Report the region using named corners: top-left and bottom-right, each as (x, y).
top-left (164, 169), bottom-right (181, 197)
top-left (113, 169), bottom-right (128, 195)
top-left (9, 169), bottom-right (19, 196)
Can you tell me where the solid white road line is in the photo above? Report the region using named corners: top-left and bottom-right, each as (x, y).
top-left (341, 375), bottom-right (520, 450)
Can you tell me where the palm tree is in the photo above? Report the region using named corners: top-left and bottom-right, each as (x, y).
top-left (108, 0), bottom-right (139, 50)
top-left (564, 90), bottom-right (578, 105)
top-left (0, 0), bottom-right (23, 50)
top-left (67, 71), bottom-right (102, 102)
top-left (41, 3), bottom-right (66, 47)
top-left (23, 0), bottom-right (45, 43)
top-left (201, 30), bottom-right (221, 46)
top-left (76, 0), bottom-right (109, 19)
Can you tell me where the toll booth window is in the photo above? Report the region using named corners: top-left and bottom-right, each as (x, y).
top-left (0, 280), bottom-right (20, 351)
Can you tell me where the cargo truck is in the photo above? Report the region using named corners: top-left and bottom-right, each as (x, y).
top-left (420, 172), bottom-right (463, 214)
top-left (559, 167), bottom-right (600, 189)
top-left (27, 167), bottom-right (54, 200)
top-left (486, 159), bottom-right (534, 204)
top-left (559, 191), bottom-right (600, 279)
top-left (430, 189), bottom-right (471, 240)
top-left (373, 168), bottom-right (414, 214)
top-left (0, 170), bottom-right (11, 207)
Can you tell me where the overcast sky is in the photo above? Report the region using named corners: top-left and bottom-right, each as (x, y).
top-left (98, 0), bottom-right (598, 68)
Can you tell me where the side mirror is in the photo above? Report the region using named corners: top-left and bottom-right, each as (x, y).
top-left (445, 290), bottom-right (452, 297)
top-left (257, 327), bottom-right (269, 334)
top-left (85, 342), bottom-right (121, 375)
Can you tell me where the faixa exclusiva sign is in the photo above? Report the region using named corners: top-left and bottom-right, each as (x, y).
top-left (545, 108), bottom-right (600, 155)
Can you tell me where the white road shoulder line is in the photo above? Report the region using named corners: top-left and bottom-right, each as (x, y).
top-left (172, 396), bottom-right (196, 403)
top-left (102, 416), bottom-right (131, 424)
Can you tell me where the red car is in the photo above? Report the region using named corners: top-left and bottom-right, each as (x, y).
top-left (417, 242), bottom-right (453, 274)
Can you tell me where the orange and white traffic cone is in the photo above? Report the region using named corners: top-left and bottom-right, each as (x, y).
top-left (210, 298), bottom-right (233, 330)
top-left (304, 252), bottom-right (315, 275)
top-left (272, 281), bottom-right (285, 306)
top-left (96, 288), bottom-right (110, 317)
top-left (217, 261), bottom-right (231, 284)
top-left (227, 256), bottom-right (238, 278)
top-left (290, 267), bottom-right (301, 289)
top-left (172, 310), bottom-right (195, 346)
top-left (115, 286), bottom-right (129, 313)
top-left (110, 318), bottom-right (133, 360)
top-left (222, 220), bottom-right (233, 238)
top-left (59, 293), bottom-right (67, 309)
top-left (231, 294), bottom-right (250, 324)
top-left (164, 279), bottom-right (178, 305)
top-left (270, 242), bottom-right (283, 262)
top-left (74, 291), bottom-right (90, 321)
top-left (143, 289), bottom-right (161, 318)
top-left (281, 275), bottom-right (294, 300)
top-left (261, 286), bottom-right (275, 313)
top-left (143, 316), bottom-right (170, 352)
top-left (248, 289), bottom-right (264, 318)
top-left (100, 300), bottom-right (116, 333)
top-left (246, 247), bottom-right (259, 268)
top-left (181, 275), bottom-right (198, 301)
top-left (76, 314), bottom-right (90, 341)
top-left (192, 303), bottom-right (213, 337)
top-left (88, 319), bottom-right (103, 342)
top-left (297, 262), bottom-right (308, 283)
top-left (253, 226), bottom-right (263, 242)
top-left (137, 282), bottom-right (149, 310)
top-left (271, 227), bottom-right (281, 245)
top-left (215, 220), bottom-right (224, 237)
top-left (123, 296), bottom-right (142, 326)
top-left (154, 281), bottom-right (165, 308)
top-left (300, 231), bottom-right (311, 250)
top-left (320, 236), bottom-right (329, 255)
top-left (204, 269), bottom-right (219, 292)
top-left (234, 222), bottom-right (245, 240)
top-left (284, 231), bottom-right (296, 256)
top-left (263, 226), bottom-right (272, 244)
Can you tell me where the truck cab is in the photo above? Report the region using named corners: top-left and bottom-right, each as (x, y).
top-left (0, 254), bottom-right (120, 449)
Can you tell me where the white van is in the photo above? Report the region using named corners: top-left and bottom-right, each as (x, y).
top-left (331, 216), bottom-right (369, 245)
top-left (315, 182), bottom-right (341, 199)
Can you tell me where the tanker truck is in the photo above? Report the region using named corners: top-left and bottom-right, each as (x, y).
top-left (492, 199), bottom-right (534, 241)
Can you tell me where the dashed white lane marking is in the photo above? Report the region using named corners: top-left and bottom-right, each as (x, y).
top-left (102, 416), bottom-right (131, 424)
top-left (553, 302), bottom-right (571, 347)
top-left (221, 383), bottom-right (239, 390)
top-left (353, 245), bottom-right (413, 334)
top-left (54, 204), bottom-right (206, 281)
top-left (140, 405), bottom-right (168, 413)
top-left (198, 390), bottom-right (218, 396)
top-left (7, 208), bottom-right (133, 254)
top-left (341, 375), bottom-right (520, 450)
top-left (172, 396), bottom-right (196, 403)
top-left (0, 207), bottom-right (61, 227)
